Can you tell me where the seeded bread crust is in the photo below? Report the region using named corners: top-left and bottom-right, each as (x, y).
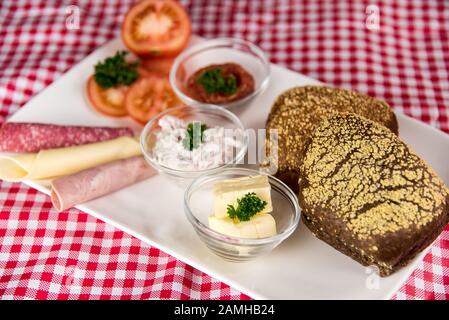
top-left (298, 113), bottom-right (449, 276)
top-left (264, 86), bottom-right (398, 192)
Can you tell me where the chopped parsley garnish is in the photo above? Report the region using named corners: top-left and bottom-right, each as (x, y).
top-left (182, 122), bottom-right (207, 151)
top-left (94, 51), bottom-right (139, 89)
top-left (198, 68), bottom-right (237, 95)
top-left (227, 192), bottom-right (267, 222)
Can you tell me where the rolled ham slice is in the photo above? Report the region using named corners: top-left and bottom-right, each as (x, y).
top-left (51, 156), bottom-right (156, 211)
top-left (0, 122), bottom-right (134, 153)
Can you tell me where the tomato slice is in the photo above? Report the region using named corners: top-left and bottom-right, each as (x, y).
top-left (85, 68), bottom-right (149, 117)
top-left (86, 75), bottom-right (129, 117)
top-left (125, 75), bottom-right (183, 124)
top-left (141, 56), bottom-right (174, 76)
top-left (122, 0), bottom-right (191, 57)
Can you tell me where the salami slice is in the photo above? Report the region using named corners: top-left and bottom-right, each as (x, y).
top-left (51, 156), bottom-right (156, 211)
top-left (0, 122), bottom-right (134, 153)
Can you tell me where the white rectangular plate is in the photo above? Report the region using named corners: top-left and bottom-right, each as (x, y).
top-left (7, 37), bottom-right (449, 299)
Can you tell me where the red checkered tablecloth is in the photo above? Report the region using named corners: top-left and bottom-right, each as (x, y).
top-left (1, 0), bottom-right (448, 300)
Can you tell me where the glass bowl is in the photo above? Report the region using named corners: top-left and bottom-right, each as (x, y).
top-left (184, 168), bottom-right (301, 262)
top-left (169, 37), bottom-right (271, 110)
top-left (140, 105), bottom-right (248, 184)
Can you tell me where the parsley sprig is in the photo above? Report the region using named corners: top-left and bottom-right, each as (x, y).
top-left (94, 51), bottom-right (139, 89)
top-left (198, 68), bottom-right (237, 95)
top-left (182, 122), bottom-right (207, 151)
top-left (227, 192), bottom-right (267, 222)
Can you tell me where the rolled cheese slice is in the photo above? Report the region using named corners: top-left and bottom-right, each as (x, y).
top-left (0, 136), bottom-right (141, 181)
top-left (51, 156), bottom-right (156, 211)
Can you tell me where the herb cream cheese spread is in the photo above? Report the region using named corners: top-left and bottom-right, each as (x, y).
top-left (152, 115), bottom-right (245, 171)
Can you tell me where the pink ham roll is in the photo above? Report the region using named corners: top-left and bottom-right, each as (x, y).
top-left (51, 156), bottom-right (156, 211)
top-left (0, 122), bottom-right (134, 153)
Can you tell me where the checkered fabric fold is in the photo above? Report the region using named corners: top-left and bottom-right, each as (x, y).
top-left (0, 0), bottom-right (448, 300)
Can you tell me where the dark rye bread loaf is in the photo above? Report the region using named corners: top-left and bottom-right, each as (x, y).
top-left (263, 86), bottom-right (398, 192)
top-left (298, 113), bottom-right (449, 276)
